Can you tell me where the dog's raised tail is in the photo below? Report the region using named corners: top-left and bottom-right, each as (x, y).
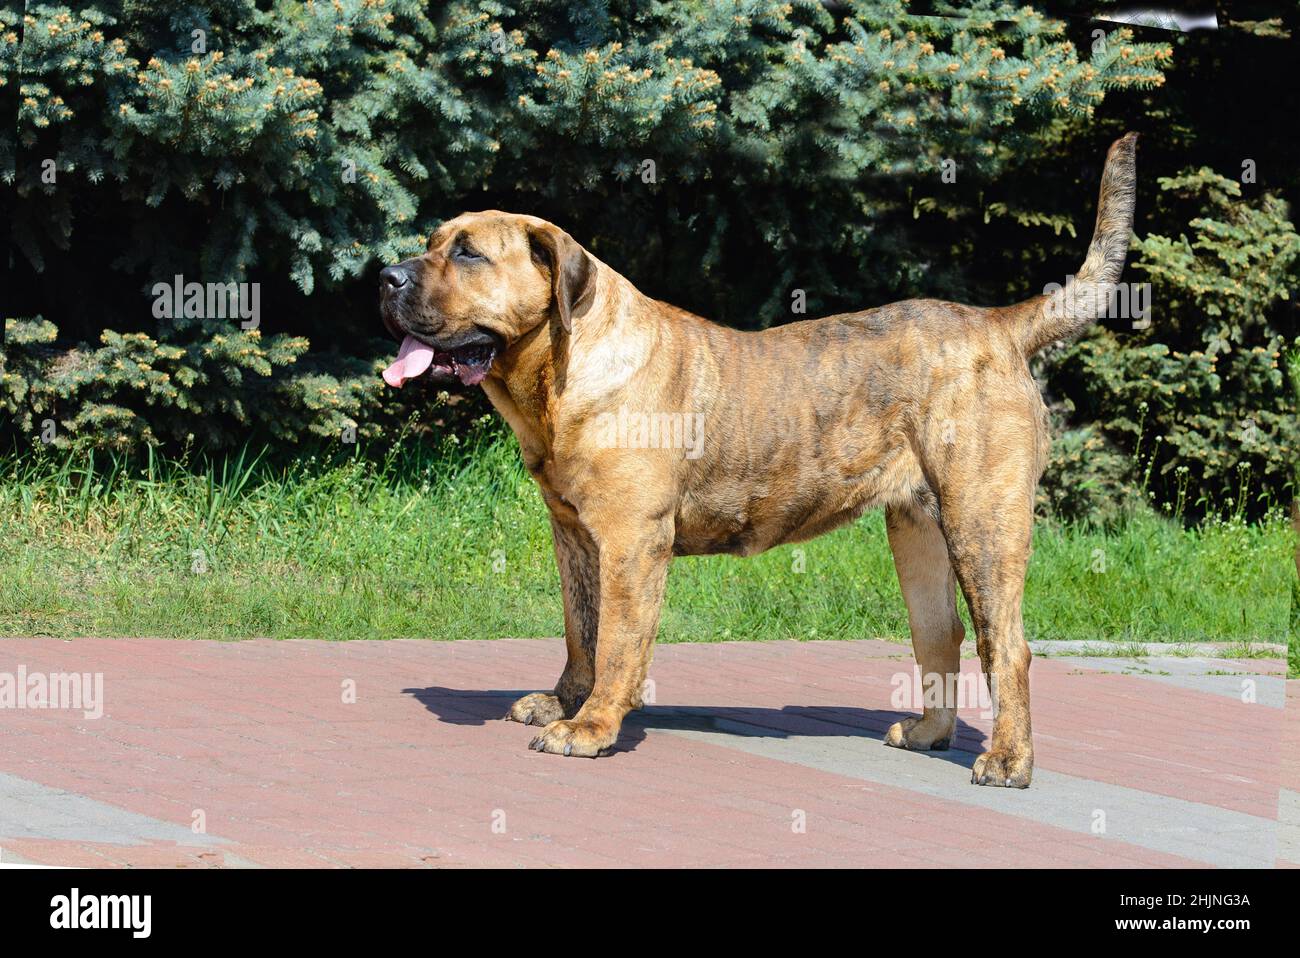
top-left (1016, 132), bottom-right (1138, 356)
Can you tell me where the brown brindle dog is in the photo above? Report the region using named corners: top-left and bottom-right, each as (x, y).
top-left (380, 133), bottom-right (1138, 788)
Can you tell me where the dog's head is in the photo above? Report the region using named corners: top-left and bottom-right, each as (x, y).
top-left (379, 211), bottom-right (596, 387)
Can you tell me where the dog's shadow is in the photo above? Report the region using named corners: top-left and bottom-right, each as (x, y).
top-left (402, 686), bottom-right (987, 767)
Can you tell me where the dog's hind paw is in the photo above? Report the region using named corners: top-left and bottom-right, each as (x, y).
top-left (884, 715), bottom-right (954, 751)
top-left (971, 748), bottom-right (1033, 788)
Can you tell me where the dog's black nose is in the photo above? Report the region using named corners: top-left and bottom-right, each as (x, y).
top-left (380, 265), bottom-right (410, 291)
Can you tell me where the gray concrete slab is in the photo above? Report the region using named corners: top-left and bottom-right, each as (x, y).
top-left (0, 771), bottom-right (225, 848)
top-left (1277, 789), bottom-right (1300, 866)
top-left (636, 709), bottom-right (1278, 868)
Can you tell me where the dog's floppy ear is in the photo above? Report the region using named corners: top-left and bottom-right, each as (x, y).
top-left (528, 224), bottom-right (596, 332)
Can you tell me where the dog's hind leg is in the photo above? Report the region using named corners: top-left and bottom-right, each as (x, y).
top-left (883, 504), bottom-right (965, 752)
top-left (936, 474), bottom-right (1037, 788)
top-left (506, 515), bottom-right (598, 726)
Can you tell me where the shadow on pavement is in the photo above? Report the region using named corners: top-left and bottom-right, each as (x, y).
top-left (402, 686), bottom-right (986, 765)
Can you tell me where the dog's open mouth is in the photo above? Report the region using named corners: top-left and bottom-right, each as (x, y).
top-left (382, 335), bottom-right (497, 388)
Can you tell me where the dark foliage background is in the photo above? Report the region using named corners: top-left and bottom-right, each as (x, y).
top-left (2, 0), bottom-right (1296, 523)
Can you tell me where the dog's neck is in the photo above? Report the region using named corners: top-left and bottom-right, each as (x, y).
top-left (482, 266), bottom-right (657, 472)
top-left (481, 326), bottom-right (554, 472)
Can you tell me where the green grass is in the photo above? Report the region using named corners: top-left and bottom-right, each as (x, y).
top-left (1291, 576), bottom-right (1299, 678)
top-left (0, 429), bottom-right (1292, 653)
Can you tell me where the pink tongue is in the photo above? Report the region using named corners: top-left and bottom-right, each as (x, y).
top-left (382, 335), bottom-right (436, 388)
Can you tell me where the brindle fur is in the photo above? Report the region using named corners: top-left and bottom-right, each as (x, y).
top-left (381, 134), bottom-right (1139, 786)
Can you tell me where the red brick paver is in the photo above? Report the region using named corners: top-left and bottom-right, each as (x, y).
top-left (0, 638), bottom-right (1285, 868)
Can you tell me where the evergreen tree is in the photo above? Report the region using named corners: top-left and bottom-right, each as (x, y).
top-left (4, 1), bottom-right (1292, 521)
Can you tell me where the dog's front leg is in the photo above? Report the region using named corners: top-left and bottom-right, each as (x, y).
top-left (528, 516), bottom-right (672, 758)
top-left (507, 514), bottom-right (599, 726)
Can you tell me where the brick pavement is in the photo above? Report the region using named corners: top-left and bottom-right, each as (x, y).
top-left (0, 638), bottom-right (1289, 868)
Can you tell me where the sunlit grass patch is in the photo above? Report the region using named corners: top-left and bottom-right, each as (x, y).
top-left (0, 430), bottom-right (1290, 648)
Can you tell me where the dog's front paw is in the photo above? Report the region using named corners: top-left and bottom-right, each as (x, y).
top-left (971, 748), bottom-right (1033, 788)
top-left (528, 717), bottom-right (617, 757)
top-left (506, 692), bottom-right (566, 727)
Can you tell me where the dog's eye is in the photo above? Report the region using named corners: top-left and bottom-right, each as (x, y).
top-left (452, 242), bottom-right (489, 265)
